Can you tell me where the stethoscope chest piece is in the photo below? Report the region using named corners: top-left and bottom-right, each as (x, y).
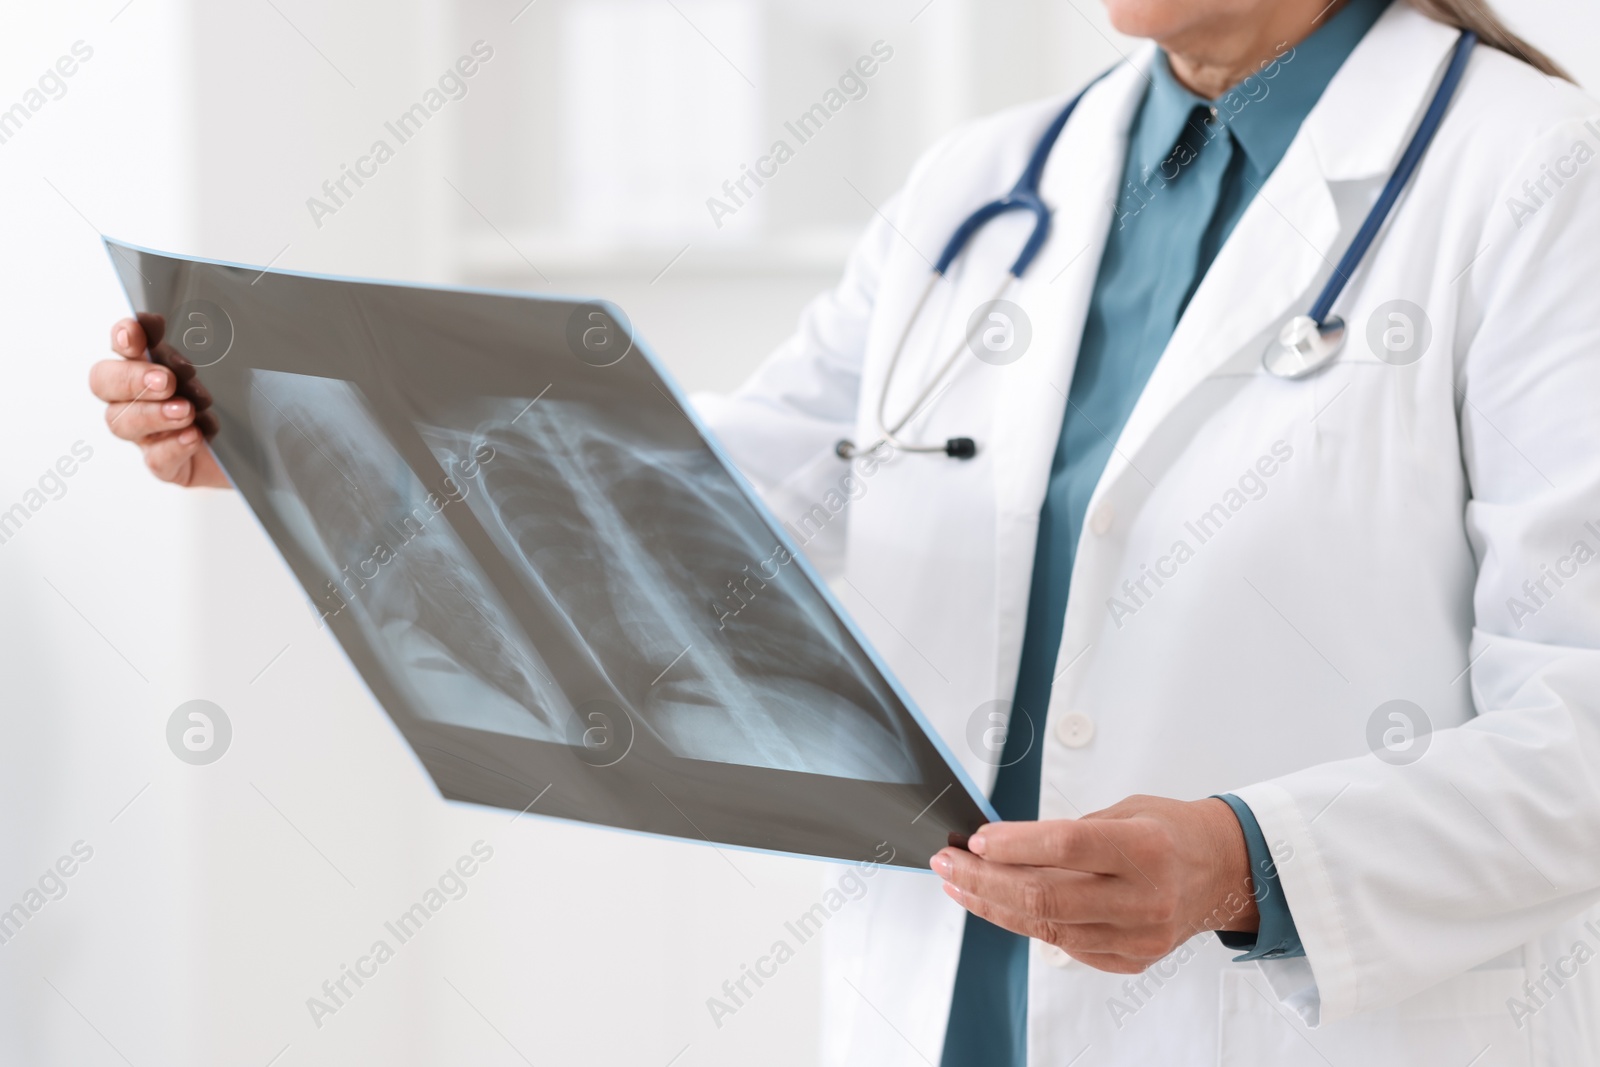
top-left (1263, 314), bottom-right (1346, 380)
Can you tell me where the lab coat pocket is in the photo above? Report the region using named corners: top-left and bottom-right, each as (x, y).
top-left (1217, 965), bottom-right (1532, 1067)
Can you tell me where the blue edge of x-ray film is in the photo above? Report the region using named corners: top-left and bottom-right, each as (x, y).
top-left (103, 235), bottom-right (1001, 872)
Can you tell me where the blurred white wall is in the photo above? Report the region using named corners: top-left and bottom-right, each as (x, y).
top-left (0, 2), bottom-right (1594, 1065)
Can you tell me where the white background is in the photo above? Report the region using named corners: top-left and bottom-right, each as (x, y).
top-left (1, 2), bottom-right (1594, 1065)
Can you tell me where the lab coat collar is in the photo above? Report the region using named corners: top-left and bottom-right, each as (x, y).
top-left (992, 50), bottom-right (1153, 514)
top-left (1224, 0), bottom-right (1394, 177)
top-left (1304, 1), bottom-right (1465, 182)
top-left (983, 56), bottom-right (1151, 703)
top-left (1132, 0), bottom-right (1390, 185)
top-left (984, 6), bottom-right (1465, 698)
top-left (1077, 3), bottom-right (1468, 501)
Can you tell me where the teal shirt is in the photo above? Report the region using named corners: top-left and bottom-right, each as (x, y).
top-left (939, 2), bottom-right (1391, 1064)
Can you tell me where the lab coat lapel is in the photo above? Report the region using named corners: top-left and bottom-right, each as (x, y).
top-left (986, 56), bottom-right (1151, 699)
top-left (1091, 5), bottom-right (1463, 496)
top-left (1098, 139), bottom-right (1343, 487)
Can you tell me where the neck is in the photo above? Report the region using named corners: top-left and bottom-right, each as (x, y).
top-left (1163, 0), bottom-right (1351, 99)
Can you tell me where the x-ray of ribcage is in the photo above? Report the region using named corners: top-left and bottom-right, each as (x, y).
top-left (251, 371), bottom-right (575, 744)
top-left (414, 396), bottom-right (918, 783)
top-left (105, 236), bottom-right (993, 867)
top-left (251, 371), bottom-right (916, 782)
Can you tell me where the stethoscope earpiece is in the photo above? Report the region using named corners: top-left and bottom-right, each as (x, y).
top-left (834, 436), bottom-right (978, 461)
top-left (945, 438), bottom-right (977, 459)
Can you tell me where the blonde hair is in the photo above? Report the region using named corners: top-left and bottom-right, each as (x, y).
top-left (1408, 0), bottom-right (1570, 79)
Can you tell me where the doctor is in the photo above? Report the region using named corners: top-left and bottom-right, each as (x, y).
top-left (90, 0), bottom-right (1600, 1063)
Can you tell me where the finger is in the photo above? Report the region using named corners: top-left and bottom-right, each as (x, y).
top-left (110, 317), bottom-right (148, 360)
top-left (105, 398), bottom-right (195, 441)
top-left (141, 427), bottom-right (205, 482)
top-left (941, 879), bottom-right (1055, 942)
top-left (970, 817), bottom-right (1156, 876)
top-left (90, 359), bottom-right (175, 404)
top-left (185, 376), bottom-right (214, 412)
top-left (1065, 952), bottom-right (1151, 976)
top-left (135, 312), bottom-right (167, 348)
top-left (946, 887), bottom-right (1175, 963)
top-left (153, 341), bottom-right (198, 387)
top-left (935, 849), bottom-right (1145, 924)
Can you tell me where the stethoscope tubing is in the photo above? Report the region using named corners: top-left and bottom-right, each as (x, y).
top-left (873, 273), bottom-right (1016, 454)
top-left (842, 30), bottom-right (1478, 459)
top-left (838, 79), bottom-right (1104, 461)
top-left (1307, 29), bottom-right (1477, 324)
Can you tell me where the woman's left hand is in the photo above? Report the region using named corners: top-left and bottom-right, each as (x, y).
top-left (930, 795), bottom-right (1259, 974)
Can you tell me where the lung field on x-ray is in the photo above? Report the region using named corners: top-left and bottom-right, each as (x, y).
top-left (415, 395), bottom-right (919, 783)
top-left (250, 370), bottom-right (576, 744)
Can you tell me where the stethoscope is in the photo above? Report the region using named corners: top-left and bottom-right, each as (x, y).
top-left (836, 30), bottom-right (1477, 462)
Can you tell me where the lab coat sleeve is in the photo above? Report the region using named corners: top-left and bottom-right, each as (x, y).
top-left (690, 186), bottom-right (912, 578)
top-left (1231, 115), bottom-right (1600, 1026)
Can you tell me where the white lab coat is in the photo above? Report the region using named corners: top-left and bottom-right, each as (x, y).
top-left (696, 4), bottom-right (1600, 1064)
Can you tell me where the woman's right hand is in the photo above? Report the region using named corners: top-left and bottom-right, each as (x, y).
top-left (90, 315), bottom-right (230, 489)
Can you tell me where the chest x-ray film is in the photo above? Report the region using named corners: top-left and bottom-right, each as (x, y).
top-left (106, 238), bottom-right (992, 869)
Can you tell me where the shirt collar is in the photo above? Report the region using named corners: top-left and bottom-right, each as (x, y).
top-left (1130, 0), bottom-right (1392, 178)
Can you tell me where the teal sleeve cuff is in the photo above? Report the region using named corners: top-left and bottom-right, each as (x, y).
top-left (1212, 793), bottom-right (1305, 962)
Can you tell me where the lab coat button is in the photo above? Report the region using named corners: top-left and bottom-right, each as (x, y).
top-left (1054, 712), bottom-right (1095, 748)
top-left (1089, 503), bottom-right (1114, 536)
